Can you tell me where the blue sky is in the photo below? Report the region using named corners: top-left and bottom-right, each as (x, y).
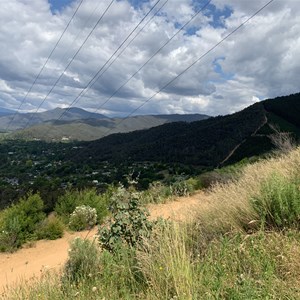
top-left (48, 0), bottom-right (75, 12)
top-left (0, 0), bottom-right (299, 117)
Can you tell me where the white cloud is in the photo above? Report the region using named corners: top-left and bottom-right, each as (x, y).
top-left (0, 0), bottom-right (299, 118)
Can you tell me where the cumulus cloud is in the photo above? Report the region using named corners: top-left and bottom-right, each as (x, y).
top-left (0, 0), bottom-right (299, 118)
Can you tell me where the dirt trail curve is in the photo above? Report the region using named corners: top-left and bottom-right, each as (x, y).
top-left (0, 192), bottom-right (209, 294)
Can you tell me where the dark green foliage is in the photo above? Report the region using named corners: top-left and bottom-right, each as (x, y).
top-left (264, 93), bottom-right (300, 129)
top-left (54, 188), bottom-right (109, 225)
top-left (0, 193), bottom-right (45, 251)
top-left (251, 174), bottom-right (300, 229)
top-left (79, 102), bottom-right (267, 167)
top-left (99, 194), bottom-right (154, 253)
top-left (224, 136), bottom-right (274, 165)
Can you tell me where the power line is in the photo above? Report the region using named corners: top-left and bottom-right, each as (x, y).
top-left (75, 0), bottom-right (213, 118)
top-left (5, 0), bottom-right (85, 131)
top-left (55, 0), bottom-right (169, 122)
top-left (41, 0), bottom-right (165, 135)
top-left (55, 1), bottom-right (107, 84)
top-left (22, 0), bottom-right (116, 129)
top-left (43, 0), bottom-right (211, 137)
top-left (91, 0), bottom-right (276, 140)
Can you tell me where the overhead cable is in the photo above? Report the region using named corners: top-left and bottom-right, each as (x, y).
top-left (5, 0), bottom-right (85, 131)
top-left (22, 0), bottom-right (116, 129)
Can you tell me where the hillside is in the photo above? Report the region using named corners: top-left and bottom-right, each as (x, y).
top-left (2, 147), bottom-right (300, 299)
top-left (0, 93), bottom-right (299, 211)
top-left (71, 93), bottom-right (300, 167)
top-left (0, 107), bottom-right (108, 132)
top-left (9, 113), bottom-right (209, 141)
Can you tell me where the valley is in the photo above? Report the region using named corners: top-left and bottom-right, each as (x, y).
top-left (1, 93), bottom-right (299, 211)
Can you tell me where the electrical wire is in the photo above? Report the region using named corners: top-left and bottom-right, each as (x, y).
top-left (42, 0), bottom-right (211, 138)
top-left (71, 0), bottom-right (213, 119)
top-left (22, 0), bottom-right (116, 129)
top-left (88, 0), bottom-right (276, 141)
top-left (5, 0), bottom-right (85, 131)
top-left (43, 0), bottom-right (164, 133)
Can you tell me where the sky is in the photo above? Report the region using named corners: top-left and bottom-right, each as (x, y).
top-left (0, 0), bottom-right (299, 117)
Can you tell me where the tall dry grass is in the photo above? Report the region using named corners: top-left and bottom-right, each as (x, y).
top-left (199, 148), bottom-right (300, 232)
top-left (2, 147), bottom-right (300, 299)
top-left (137, 222), bottom-right (194, 300)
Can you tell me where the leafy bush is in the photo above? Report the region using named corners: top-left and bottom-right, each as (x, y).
top-left (99, 193), bottom-right (154, 253)
top-left (62, 237), bottom-right (101, 284)
top-left (0, 193), bottom-right (45, 251)
top-left (37, 214), bottom-right (64, 240)
top-left (69, 205), bottom-right (97, 231)
top-left (251, 174), bottom-right (300, 229)
top-left (54, 188), bottom-right (110, 225)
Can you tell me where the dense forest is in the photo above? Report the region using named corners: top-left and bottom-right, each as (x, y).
top-left (72, 93), bottom-right (300, 166)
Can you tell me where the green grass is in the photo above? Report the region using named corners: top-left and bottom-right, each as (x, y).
top-left (2, 148), bottom-right (300, 299)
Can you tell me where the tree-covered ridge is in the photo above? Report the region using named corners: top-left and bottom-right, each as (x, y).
top-left (263, 93), bottom-right (300, 128)
top-left (78, 93), bottom-right (300, 167)
top-left (1, 92), bottom-right (300, 210)
top-left (76, 102), bottom-right (266, 166)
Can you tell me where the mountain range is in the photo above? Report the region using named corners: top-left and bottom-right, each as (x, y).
top-left (68, 93), bottom-right (300, 168)
top-left (0, 107), bottom-right (209, 140)
top-left (2, 93), bottom-right (300, 169)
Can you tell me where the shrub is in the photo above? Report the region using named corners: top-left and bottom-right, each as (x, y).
top-left (99, 193), bottom-right (154, 253)
top-left (169, 180), bottom-right (189, 197)
top-left (62, 237), bottom-right (101, 284)
top-left (251, 173), bottom-right (300, 229)
top-left (55, 188), bottom-right (110, 225)
top-left (54, 189), bottom-right (79, 223)
top-left (69, 205), bottom-right (97, 231)
top-left (37, 214), bottom-right (64, 240)
top-left (0, 193), bottom-right (45, 251)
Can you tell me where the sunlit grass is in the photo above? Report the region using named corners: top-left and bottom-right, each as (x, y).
top-left (3, 147), bottom-right (300, 299)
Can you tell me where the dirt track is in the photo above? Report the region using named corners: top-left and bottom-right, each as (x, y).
top-left (0, 192), bottom-right (208, 293)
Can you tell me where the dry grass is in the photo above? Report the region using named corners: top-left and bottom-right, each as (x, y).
top-left (2, 147), bottom-right (300, 299)
top-left (200, 148), bottom-right (300, 232)
top-left (137, 222), bottom-right (194, 300)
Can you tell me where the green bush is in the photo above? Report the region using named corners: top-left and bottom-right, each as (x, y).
top-left (0, 219), bottom-right (22, 252)
top-left (169, 180), bottom-right (189, 197)
top-left (99, 193), bottom-right (154, 253)
top-left (251, 174), bottom-right (300, 229)
top-left (37, 214), bottom-right (64, 240)
top-left (62, 237), bottom-right (101, 284)
top-left (0, 193), bottom-right (45, 251)
top-left (54, 188), bottom-right (110, 225)
top-left (69, 205), bottom-right (97, 231)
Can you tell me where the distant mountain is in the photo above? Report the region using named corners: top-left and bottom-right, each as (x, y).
top-left (0, 107), bottom-right (108, 132)
top-left (9, 113), bottom-right (210, 141)
top-left (0, 107), bottom-right (15, 117)
top-left (69, 93), bottom-right (300, 168)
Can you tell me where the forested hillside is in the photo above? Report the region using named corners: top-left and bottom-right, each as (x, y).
top-left (1, 93), bottom-right (299, 210)
top-left (77, 103), bottom-right (266, 166)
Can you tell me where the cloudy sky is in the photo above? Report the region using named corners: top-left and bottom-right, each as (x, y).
top-left (0, 0), bottom-right (299, 117)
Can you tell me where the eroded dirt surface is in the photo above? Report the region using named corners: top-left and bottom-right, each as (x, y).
top-left (0, 192), bottom-right (209, 293)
